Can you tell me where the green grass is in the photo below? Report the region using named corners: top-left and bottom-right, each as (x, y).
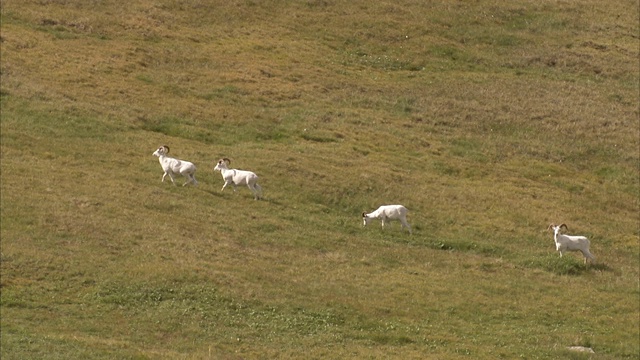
top-left (1, 0), bottom-right (639, 359)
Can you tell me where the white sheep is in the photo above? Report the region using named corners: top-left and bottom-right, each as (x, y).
top-left (213, 158), bottom-right (262, 200)
top-left (547, 223), bottom-right (595, 264)
top-left (152, 145), bottom-right (198, 186)
top-left (362, 205), bottom-right (412, 234)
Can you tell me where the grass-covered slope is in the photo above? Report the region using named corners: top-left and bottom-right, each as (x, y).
top-left (1, 0), bottom-right (638, 358)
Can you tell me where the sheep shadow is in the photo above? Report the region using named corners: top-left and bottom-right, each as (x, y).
top-left (587, 262), bottom-right (612, 272)
top-left (197, 187), bottom-right (226, 198)
top-left (532, 256), bottom-right (613, 276)
top-left (197, 186), bottom-right (285, 206)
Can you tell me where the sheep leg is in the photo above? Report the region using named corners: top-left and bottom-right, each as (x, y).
top-left (581, 250), bottom-right (595, 263)
top-left (247, 184), bottom-right (257, 199)
top-left (164, 172), bottom-right (176, 185)
top-left (401, 220), bottom-right (412, 235)
top-left (221, 181), bottom-right (231, 192)
top-left (248, 183), bottom-right (261, 200)
top-left (185, 174), bottom-right (197, 186)
top-left (182, 172), bottom-right (197, 186)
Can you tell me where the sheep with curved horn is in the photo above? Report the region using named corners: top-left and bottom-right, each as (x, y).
top-left (547, 223), bottom-right (595, 264)
top-left (213, 158), bottom-right (262, 200)
top-left (152, 145), bottom-right (198, 186)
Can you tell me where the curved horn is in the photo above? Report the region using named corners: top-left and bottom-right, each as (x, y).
top-left (559, 223), bottom-right (568, 230)
top-left (547, 224), bottom-right (556, 231)
top-left (162, 145), bottom-right (170, 154)
top-left (362, 212), bottom-right (366, 218)
top-left (222, 158), bottom-right (231, 165)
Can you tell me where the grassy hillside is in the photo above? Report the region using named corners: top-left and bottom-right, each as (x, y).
top-left (1, 0), bottom-right (638, 359)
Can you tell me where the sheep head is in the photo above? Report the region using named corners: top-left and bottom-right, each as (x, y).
top-left (547, 223), bottom-right (568, 233)
top-left (214, 158), bottom-right (231, 172)
top-left (153, 145), bottom-right (170, 157)
top-left (362, 212), bottom-right (373, 226)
